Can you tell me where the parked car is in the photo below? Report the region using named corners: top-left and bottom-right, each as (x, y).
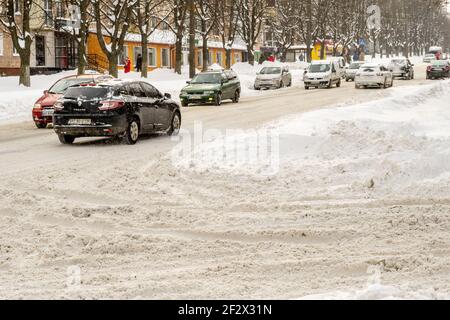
top-left (254, 65), bottom-right (292, 90)
top-left (355, 63), bottom-right (393, 89)
top-left (53, 79), bottom-right (181, 145)
top-left (388, 58), bottom-right (414, 80)
top-left (426, 60), bottom-right (450, 79)
top-left (32, 73), bottom-right (113, 128)
top-left (423, 54), bottom-right (436, 63)
top-left (179, 70), bottom-right (241, 106)
top-left (344, 61), bottom-right (365, 82)
top-left (303, 60), bottom-right (342, 90)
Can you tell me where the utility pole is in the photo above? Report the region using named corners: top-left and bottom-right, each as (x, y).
top-left (189, 0), bottom-right (196, 78)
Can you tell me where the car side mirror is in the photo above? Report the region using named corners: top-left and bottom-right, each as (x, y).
top-left (44, 90), bottom-right (49, 94)
top-left (186, 81), bottom-right (191, 84)
top-left (164, 93), bottom-right (171, 99)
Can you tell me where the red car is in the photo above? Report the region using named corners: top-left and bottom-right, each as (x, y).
top-left (32, 73), bottom-right (113, 128)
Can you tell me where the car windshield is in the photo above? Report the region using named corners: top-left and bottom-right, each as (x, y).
top-left (64, 87), bottom-right (111, 100)
top-left (191, 73), bottom-right (222, 84)
top-left (361, 66), bottom-right (377, 72)
top-left (309, 64), bottom-right (331, 72)
top-left (391, 60), bottom-right (406, 65)
top-left (260, 67), bottom-right (281, 75)
top-left (349, 63), bottom-right (362, 69)
top-left (49, 78), bottom-right (94, 94)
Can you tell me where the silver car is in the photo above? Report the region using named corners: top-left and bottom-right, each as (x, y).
top-left (254, 66), bottom-right (292, 90)
top-left (345, 61), bottom-right (365, 81)
top-left (423, 54), bottom-right (436, 63)
top-left (388, 58), bottom-right (414, 79)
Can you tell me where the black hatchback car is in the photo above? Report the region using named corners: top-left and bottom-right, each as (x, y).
top-left (53, 80), bottom-right (181, 145)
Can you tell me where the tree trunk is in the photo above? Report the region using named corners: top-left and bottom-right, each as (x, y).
top-left (188, 0), bottom-right (196, 78)
top-left (77, 37), bottom-right (86, 75)
top-left (141, 36), bottom-right (149, 78)
top-left (19, 54), bottom-right (31, 87)
top-left (202, 37), bottom-right (208, 71)
top-left (108, 55), bottom-right (118, 78)
top-left (225, 49), bottom-right (232, 69)
top-left (175, 36), bottom-right (183, 74)
top-left (247, 46), bottom-right (255, 66)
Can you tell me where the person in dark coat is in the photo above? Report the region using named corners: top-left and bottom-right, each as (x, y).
top-left (135, 54), bottom-right (142, 72)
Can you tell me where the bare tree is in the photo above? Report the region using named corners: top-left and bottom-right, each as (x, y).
top-left (134, 0), bottom-right (170, 77)
top-left (93, 0), bottom-right (134, 77)
top-left (0, 0), bottom-right (37, 86)
top-left (237, 0), bottom-right (266, 65)
top-left (196, 0), bottom-right (217, 71)
top-left (217, 0), bottom-right (239, 69)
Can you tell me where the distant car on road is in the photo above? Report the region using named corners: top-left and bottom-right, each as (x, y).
top-left (355, 63), bottom-right (393, 89)
top-left (423, 54), bottom-right (436, 63)
top-left (303, 60), bottom-right (342, 90)
top-left (32, 73), bottom-right (113, 129)
top-left (53, 79), bottom-right (181, 145)
top-left (388, 58), bottom-right (414, 80)
top-left (344, 61), bottom-right (365, 82)
top-left (180, 70), bottom-right (241, 106)
top-left (426, 60), bottom-right (450, 79)
top-left (254, 65), bottom-right (292, 90)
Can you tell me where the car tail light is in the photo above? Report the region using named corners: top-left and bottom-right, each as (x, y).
top-left (54, 101), bottom-right (64, 111)
top-left (99, 100), bottom-right (125, 111)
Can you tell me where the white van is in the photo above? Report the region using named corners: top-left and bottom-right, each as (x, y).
top-left (303, 60), bottom-right (342, 90)
top-left (327, 56), bottom-right (346, 78)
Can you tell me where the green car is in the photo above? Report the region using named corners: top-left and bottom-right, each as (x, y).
top-left (180, 70), bottom-right (241, 106)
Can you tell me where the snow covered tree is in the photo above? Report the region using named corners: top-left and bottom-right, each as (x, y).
top-left (134, 0), bottom-right (170, 78)
top-left (0, 0), bottom-right (36, 86)
top-left (165, 0), bottom-right (188, 74)
top-left (237, 0), bottom-right (266, 65)
top-left (93, 0), bottom-right (134, 77)
top-left (217, 0), bottom-right (239, 69)
top-left (195, 0), bottom-right (218, 71)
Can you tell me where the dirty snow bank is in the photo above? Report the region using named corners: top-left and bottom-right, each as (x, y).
top-left (173, 80), bottom-right (450, 199)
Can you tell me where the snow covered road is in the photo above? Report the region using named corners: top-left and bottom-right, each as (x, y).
top-left (1, 64), bottom-right (450, 299)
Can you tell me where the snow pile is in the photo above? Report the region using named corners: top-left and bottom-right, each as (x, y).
top-left (173, 80), bottom-right (450, 198)
top-left (299, 284), bottom-right (447, 300)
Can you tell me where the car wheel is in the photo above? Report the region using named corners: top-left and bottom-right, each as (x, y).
top-left (215, 93), bottom-right (222, 106)
top-left (167, 112), bottom-right (181, 136)
top-left (336, 79), bottom-right (341, 88)
top-left (327, 81), bottom-right (332, 89)
top-left (279, 81), bottom-right (284, 89)
top-left (124, 118), bottom-right (140, 145)
top-left (288, 80), bottom-right (292, 87)
top-left (346, 78), bottom-right (349, 82)
top-left (35, 122), bottom-right (47, 129)
top-left (232, 90), bottom-right (240, 103)
top-left (383, 79), bottom-right (387, 89)
top-left (305, 85), bottom-right (309, 90)
top-left (58, 134), bottom-right (75, 145)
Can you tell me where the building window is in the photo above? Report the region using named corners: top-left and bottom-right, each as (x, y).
top-left (35, 35), bottom-right (46, 66)
top-left (148, 47), bottom-right (156, 67)
top-left (197, 51), bottom-right (202, 67)
top-left (161, 48), bottom-right (169, 67)
top-left (56, 0), bottom-right (65, 17)
top-left (44, 0), bottom-right (53, 26)
top-left (234, 52), bottom-right (241, 63)
top-left (0, 32), bottom-right (3, 56)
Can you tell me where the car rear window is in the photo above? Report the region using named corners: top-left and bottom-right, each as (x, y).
top-left (49, 78), bottom-right (95, 94)
top-left (64, 87), bottom-right (111, 100)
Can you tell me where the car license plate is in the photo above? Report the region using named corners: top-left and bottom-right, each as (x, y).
top-left (68, 119), bottom-right (91, 125)
top-left (42, 109), bottom-right (54, 117)
top-left (190, 95), bottom-right (202, 100)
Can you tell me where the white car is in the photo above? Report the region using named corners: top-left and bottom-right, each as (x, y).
top-left (355, 63), bottom-right (394, 89)
top-left (303, 60), bottom-right (342, 90)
